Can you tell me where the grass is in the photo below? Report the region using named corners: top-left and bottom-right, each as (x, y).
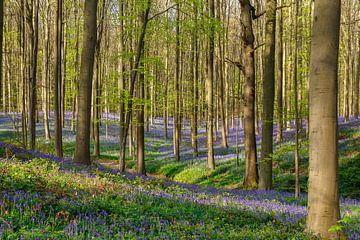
top-left (0, 118), bottom-right (359, 198)
top-left (0, 157), bottom-right (324, 239)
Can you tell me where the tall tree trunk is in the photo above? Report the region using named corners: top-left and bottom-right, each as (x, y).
top-left (275, 0), bottom-right (283, 143)
top-left (54, 0), bottom-right (63, 157)
top-left (28, 0), bottom-right (39, 149)
top-left (239, 0), bottom-right (258, 187)
top-left (93, 0), bottom-right (106, 158)
top-left (42, 2), bottom-right (51, 141)
top-left (118, 0), bottom-right (151, 170)
top-left (173, 4), bottom-right (181, 161)
top-left (258, 0), bottom-right (276, 190)
top-left (206, 0), bottom-right (215, 170)
top-left (0, 0), bottom-right (4, 110)
top-left (137, 64), bottom-right (145, 175)
top-left (354, 22), bottom-right (359, 118)
top-left (118, 0), bottom-right (126, 171)
top-left (293, 0), bottom-right (301, 198)
top-left (306, 0), bottom-right (341, 238)
top-left (71, 0), bottom-right (80, 132)
top-left (217, 0), bottom-right (228, 149)
top-left (74, 0), bottom-right (98, 165)
top-left (191, 3), bottom-right (199, 157)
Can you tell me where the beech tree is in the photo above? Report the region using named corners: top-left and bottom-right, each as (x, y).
top-left (258, 0), bottom-right (276, 190)
top-left (74, 0), bottom-right (98, 165)
top-left (306, 0), bottom-right (341, 237)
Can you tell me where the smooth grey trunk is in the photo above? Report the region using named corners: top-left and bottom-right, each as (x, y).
top-left (306, 0), bottom-right (341, 238)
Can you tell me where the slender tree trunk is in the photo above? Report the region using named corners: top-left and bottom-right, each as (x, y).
top-left (54, 0), bottom-right (63, 157)
top-left (275, 0), bottom-right (283, 143)
top-left (118, 0), bottom-right (151, 170)
top-left (71, 0), bottom-right (80, 132)
top-left (0, 0), bottom-right (4, 109)
top-left (354, 25), bottom-right (359, 118)
top-left (74, 0), bottom-right (98, 165)
top-left (240, 0), bottom-right (258, 187)
top-left (258, 0), bottom-right (276, 190)
top-left (306, 0), bottom-right (341, 238)
top-left (173, 4), bottom-right (181, 161)
top-left (191, 3), bottom-right (199, 157)
top-left (42, 2), bottom-right (51, 140)
top-left (206, 0), bottom-right (215, 170)
top-left (293, 0), bottom-right (301, 198)
top-left (28, 0), bottom-right (39, 149)
top-left (118, 0), bottom-right (127, 171)
top-left (137, 64), bottom-right (145, 175)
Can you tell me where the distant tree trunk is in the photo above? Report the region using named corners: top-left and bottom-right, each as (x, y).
top-left (118, 0), bottom-right (151, 170)
top-left (93, 0), bottom-right (106, 158)
top-left (71, 0), bottom-right (80, 132)
top-left (206, 0), bottom-right (215, 170)
top-left (163, 47), bottom-right (168, 140)
top-left (20, 0), bottom-right (27, 147)
top-left (275, 0), bottom-right (283, 143)
top-left (137, 64), bottom-right (145, 175)
top-left (42, 2), bottom-right (51, 141)
top-left (54, 0), bottom-right (63, 157)
top-left (28, 0), bottom-right (39, 149)
top-left (191, 3), bottom-right (199, 157)
top-left (0, 0), bottom-right (3, 109)
top-left (293, 0), bottom-right (301, 198)
top-left (74, 0), bottom-right (98, 165)
top-left (240, 0), bottom-right (258, 187)
top-left (173, 4), bottom-right (181, 161)
top-left (217, 0), bottom-right (228, 149)
top-left (306, 0), bottom-right (341, 238)
top-left (118, 0), bottom-right (126, 171)
top-left (354, 27), bottom-right (359, 118)
top-left (258, 0), bottom-right (276, 190)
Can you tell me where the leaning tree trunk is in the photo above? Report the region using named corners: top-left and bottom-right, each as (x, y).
top-left (258, 0), bottom-right (276, 190)
top-left (240, 0), bottom-right (258, 187)
top-left (118, 0), bottom-right (151, 171)
top-left (306, 0), bottom-right (341, 238)
top-left (74, 0), bottom-right (98, 165)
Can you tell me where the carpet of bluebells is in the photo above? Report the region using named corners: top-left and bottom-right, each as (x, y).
top-left (0, 144), bottom-right (359, 239)
top-left (0, 113), bottom-right (359, 239)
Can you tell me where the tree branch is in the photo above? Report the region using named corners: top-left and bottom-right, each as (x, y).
top-left (253, 5), bottom-right (292, 20)
top-left (225, 58), bottom-right (244, 71)
top-left (149, 4), bottom-right (178, 21)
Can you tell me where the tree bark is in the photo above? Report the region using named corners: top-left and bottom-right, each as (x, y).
top-left (118, 0), bottom-right (151, 170)
top-left (239, 0), bottom-right (258, 187)
top-left (275, 0), bottom-right (283, 143)
top-left (206, 0), bottom-right (215, 170)
top-left (306, 0), bottom-right (341, 237)
top-left (258, 0), bottom-right (276, 190)
top-left (137, 64), bottom-right (145, 175)
top-left (54, 0), bottom-right (63, 157)
top-left (74, 0), bottom-right (98, 165)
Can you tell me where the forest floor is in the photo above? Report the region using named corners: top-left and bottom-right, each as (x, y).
top-left (0, 113), bottom-right (359, 197)
top-left (0, 113), bottom-right (359, 239)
